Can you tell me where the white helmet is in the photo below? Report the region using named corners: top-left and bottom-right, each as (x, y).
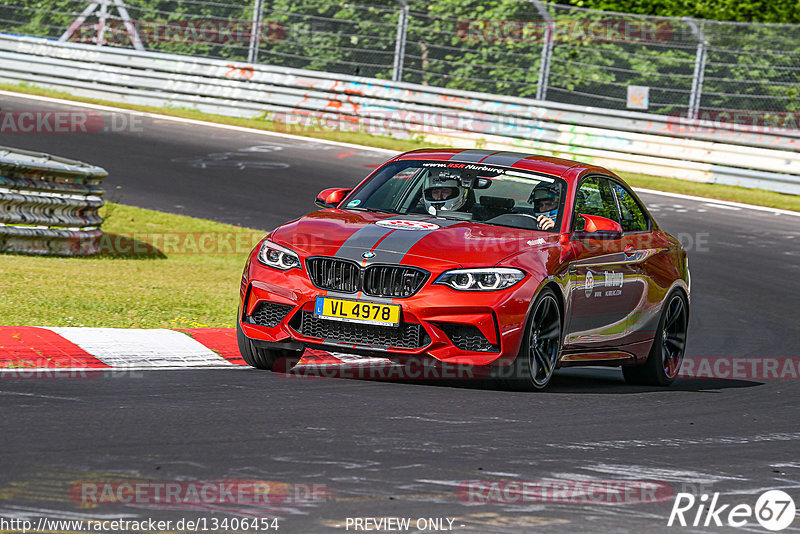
top-left (423, 169), bottom-right (468, 214)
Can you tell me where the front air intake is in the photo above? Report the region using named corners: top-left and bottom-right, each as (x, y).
top-left (306, 257), bottom-right (429, 298)
top-left (306, 257), bottom-right (361, 293)
top-left (363, 265), bottom-right (428, 298)
top-left (247, 302), bottom-right (294, 328)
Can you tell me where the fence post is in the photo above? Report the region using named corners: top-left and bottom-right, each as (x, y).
top-left (60, 0), bottom-right (143, 51)
top-left (685, 18), bottom-right (708, 121)
top-left (111, 0), bottom-right (144, 50)
top-left (248, 0), bottom-right (264, 64)
top-left (392, 0), bottom-right (409, 82)
top-left (95, 0), bottom-right (109, 46)
top-left (530, 0), bottom-right (554, 101)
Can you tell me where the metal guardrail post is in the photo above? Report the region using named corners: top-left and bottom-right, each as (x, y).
top-left (248, 0), bottom-right (264, 64)
top-left (685, 18), bottom-right (708, 121)
top-left (392, 0), bottom-right (409, 82)
top-left (530, 0), bottom-right (554, 101)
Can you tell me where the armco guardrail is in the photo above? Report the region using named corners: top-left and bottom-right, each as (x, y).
top-left (0, 34), bottom-right (798, 194)
top-left (0, 146), bottom-right (106, 255)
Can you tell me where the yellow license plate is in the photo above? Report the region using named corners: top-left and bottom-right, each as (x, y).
top-left (314, 297), bottom-right (400, 326)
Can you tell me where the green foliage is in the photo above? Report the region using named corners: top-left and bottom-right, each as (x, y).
top-left (261, 0), bottom-right (399, 77)
top-left (566, 0), bottom-right (800, 24)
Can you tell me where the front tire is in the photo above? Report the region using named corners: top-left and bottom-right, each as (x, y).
top-left (623, 291), bottom-right (688, 386)
top-left (236, 318), bottom-right (304, 372)
top-left (503, 288), bottom-right (562, 391)
top-left (237, 319), bottom-right (277, 370)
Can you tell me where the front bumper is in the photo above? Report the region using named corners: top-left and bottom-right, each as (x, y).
top-left (239, 253), bottom-right (536, 367)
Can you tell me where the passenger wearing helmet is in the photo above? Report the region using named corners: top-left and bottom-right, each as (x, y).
top-left (422, 170), bottom-right (469, 215)
top-left (529, 182), bottom-right (561, 230)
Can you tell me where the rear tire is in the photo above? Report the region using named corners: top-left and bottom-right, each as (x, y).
top-left (502, 288), bottom-right (562, 391)
top-left (623, 291), bottom-right (688, 386)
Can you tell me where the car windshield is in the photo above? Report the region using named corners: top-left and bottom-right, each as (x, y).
top-left (344, 159), bottom-right (567, 232)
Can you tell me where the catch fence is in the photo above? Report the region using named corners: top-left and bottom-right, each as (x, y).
top-left (1, 0), bottom-right (798, 121)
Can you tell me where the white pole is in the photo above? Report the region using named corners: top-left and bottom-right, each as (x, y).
top-left (392, 0), bottom-right (409, 82)
top-left (96, 0), bottom-right (110, 46)
top-left (248, 0), bottom-right (265, 64)
top-left (529, 0), bottom-right (554, 101)
top-left (685, 18), bottom-right (708, 121)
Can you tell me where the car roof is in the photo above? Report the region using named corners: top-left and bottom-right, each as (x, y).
top-left (392, 148), bottom-right (618, 186)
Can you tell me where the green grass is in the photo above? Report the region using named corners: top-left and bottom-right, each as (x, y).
top-left (0, 203), bottom-right (264, 328)
top-left (3, 82), bottom-right (797, 212)
top-left (621, 172), bottom-right (800, 213)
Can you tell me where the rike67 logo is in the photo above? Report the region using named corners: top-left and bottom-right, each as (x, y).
top-left (669, 490), bottom-right (796, 531)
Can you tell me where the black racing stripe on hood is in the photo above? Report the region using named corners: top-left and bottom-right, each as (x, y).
top-left (370, 218), bottom-right (462, 258)
top-left (449, 149), bottom-right (497, 163)
top-left (336, 224), bottom-right (394, 251)
top-left (331, 218), bottom-right (463, 263)
top-left (332, 224), bottom-right (394, 262)
top-left (479, 151), bottom-right (532, 167)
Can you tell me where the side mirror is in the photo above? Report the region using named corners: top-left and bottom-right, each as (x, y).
top-left (571, 213), bottom-right (623, 240)
top-left (315, 188), bottom-right (353, 209)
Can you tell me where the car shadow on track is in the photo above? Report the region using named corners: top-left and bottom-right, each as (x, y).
top-left (278, 365), bottom-right (761, 394)
top-left (541, 367), bottom-right (761, 394)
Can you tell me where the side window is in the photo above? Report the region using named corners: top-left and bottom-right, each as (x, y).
top-left (611, 182), bottom-right (649, 232)
top-left (573, 176), bottom-right (619, 230)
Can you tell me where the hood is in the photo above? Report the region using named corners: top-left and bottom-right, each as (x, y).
top-left (270, 210), bottom-right (554, 268)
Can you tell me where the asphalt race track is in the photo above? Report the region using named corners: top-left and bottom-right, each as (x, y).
top-left (2, 93), bottom-right (800, 533)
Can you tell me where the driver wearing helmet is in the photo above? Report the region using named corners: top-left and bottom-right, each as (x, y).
top-left (423, 170), bottom-right (469, 215)
top-left (529, 182), bottom-right (561, 230)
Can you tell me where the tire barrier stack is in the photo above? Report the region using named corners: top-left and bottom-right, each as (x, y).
top-left (0, 146), bottom-right (106, 256)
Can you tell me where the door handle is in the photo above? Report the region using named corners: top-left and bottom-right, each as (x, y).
top-left (624, 245), bottom-right (635, 256)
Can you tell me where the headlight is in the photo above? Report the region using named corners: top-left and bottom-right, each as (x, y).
top-left (435, 268), bottom-right (525, 291)
top-left (257, 240), bottom-right (301, 270)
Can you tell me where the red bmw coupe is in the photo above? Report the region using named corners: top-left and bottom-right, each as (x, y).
top-left (237, 149), bottom-right (690, 390)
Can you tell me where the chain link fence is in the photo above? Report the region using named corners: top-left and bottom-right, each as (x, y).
top-left (1, 0), bottom-right (798, 122)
